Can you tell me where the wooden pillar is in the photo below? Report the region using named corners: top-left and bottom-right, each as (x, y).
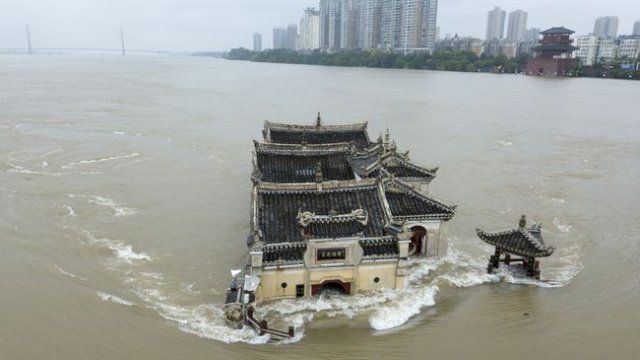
top-left (504, 253), bottom-right (511, 265)
top-left (487, 247), bottom-right (502, 274)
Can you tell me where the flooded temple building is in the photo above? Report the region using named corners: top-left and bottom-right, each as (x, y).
top-left (247, 115), bottom-right (456, 301)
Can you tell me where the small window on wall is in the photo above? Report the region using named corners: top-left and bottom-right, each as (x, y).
top-left (296, 284), bottom-right (304, 298)
top-left (317, 248), bottom-right (346, 261)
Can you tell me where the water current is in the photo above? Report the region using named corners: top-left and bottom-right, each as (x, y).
top-left (0, 55), bottom-right (638, 359)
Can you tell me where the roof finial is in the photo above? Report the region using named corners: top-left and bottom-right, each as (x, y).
top-left (383, 129), bottom-right (391, 152)
top-left (519, 215), bottom-right (526, 228)
top-left (316, 112), bottom-right (322, 128)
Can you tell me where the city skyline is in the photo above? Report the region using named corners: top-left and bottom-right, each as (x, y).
top-left (0, 0), bottom-right (638, 51)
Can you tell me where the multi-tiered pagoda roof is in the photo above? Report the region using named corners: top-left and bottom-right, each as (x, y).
top-left (248, 115), bottom-right (455, 267)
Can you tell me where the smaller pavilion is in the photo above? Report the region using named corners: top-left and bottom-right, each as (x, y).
top-left (476, 215), bottom-right (554, 279)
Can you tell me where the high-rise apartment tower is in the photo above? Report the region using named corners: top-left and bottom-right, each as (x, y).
top-left (593, 16), bottom-right (619, 38)
top-left (486, 7), bottom-right (506, 40)
top-left (506, 10), bottom-right (528, 43)
top-left (253, 33), bottom-right (262, 51)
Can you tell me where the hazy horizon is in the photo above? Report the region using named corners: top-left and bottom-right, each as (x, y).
top-left (0, 0), bottom-right (637, 52)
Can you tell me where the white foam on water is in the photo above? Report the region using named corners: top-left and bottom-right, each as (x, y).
top-left (55, 264), bottom-right (86, 280)
top-left (109, 242), bottom-right (151, 263)
top-left (69, 194), bottom-right (139, 217)
top-left (498, 140), bottom-right (513, 146)
top-left (62, 152), bottom-right (139, 169)
top-left (369, 285), bottom-right (438, 330)
top-left (103, 236), bottom-right (583, 345)
top-left (82, 229), bottom-right (150, 264)
top-left (553, 217), bottom-right (572, 232)
top-left (63, 205), bottom-right (77, 217)
top-left (550, 197), bottom-right (566, 204)
top-left (437, 272), bottom-right (500, 288)
top-left (112, 131), bottom-right (126, 135)
top-left (129, 282), bottom-right (272, 344)
top-left (97, 292), bottom-right (135, 306)
top-left (208, 154), bottom-right (225, 164)
top-left (41, 160), bottom-right (48, 167)
top-left (7, 163), bottom-right (62, 177)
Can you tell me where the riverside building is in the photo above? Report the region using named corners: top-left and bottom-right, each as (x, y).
top-left (245, 115), bottom-right (455, 301)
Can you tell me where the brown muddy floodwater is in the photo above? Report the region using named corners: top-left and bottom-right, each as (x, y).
top-left (0, 55), bottom-right (639, 359)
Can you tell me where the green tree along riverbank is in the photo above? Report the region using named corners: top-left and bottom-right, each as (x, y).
top-left (222, 47), bottom-right (640, 80)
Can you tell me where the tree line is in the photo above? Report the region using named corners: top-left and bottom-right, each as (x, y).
top-left (220, 47), bottom-right (640, 79)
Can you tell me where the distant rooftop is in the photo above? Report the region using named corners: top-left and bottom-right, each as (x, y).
top-left (540, 27), bottom-right (575, 35)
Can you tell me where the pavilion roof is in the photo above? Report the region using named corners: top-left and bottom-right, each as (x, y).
top-left (476, 223), bottom-right (554, 258)
top-left (540, 27), bottom-right (575, 35)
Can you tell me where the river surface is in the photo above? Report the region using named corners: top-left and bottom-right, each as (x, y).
top-left (1, 55), bottom-right (639, 359)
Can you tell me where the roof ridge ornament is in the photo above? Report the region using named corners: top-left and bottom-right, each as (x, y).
top-left (519, 214), bottom-right (526, 228)
top-left (383, 129), bottom-right (391, 152)
top-left (297, 208), bottom-right (369, 227)
top-left (316, 112), bottom-right (322, 128)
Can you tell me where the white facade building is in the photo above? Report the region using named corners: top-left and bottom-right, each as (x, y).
top-left (575, 35), bottom-right (640, 65)
top-left (597, 38), bottom-right (617, 62)
top-left (486, 6), bottom-right (506, 40)
top-left (618, 37), bottom-right (640, 60)
top-left (300, 8), bottom-right (321, 50)
top-left (506, 10), bottom-right (528, 43)
top-left (575, 35), bottom-right (599, 65)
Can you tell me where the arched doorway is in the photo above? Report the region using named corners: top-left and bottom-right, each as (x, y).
top-left (311, 280), bottom-right (351, 296)
top-left (409, 226), bottom-right (427, 256)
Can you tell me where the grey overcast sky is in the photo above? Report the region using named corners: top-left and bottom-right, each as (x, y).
top-left (0, 0), bottom-right (637, 51)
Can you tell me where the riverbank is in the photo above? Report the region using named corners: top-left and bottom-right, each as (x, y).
top-left (222, 48), bottom-right (640, 80)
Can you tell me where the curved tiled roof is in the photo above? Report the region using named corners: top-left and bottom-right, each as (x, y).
top-left (540, 27), bottom-right (574, 35)
top-left (256, 183), bottom-right (386, 243)
top-left (263, 118), bottom-right (371, 149)
top-left (360, 237), bottom-right (398, 258)
top-left (476, 225), bottom-right (554, 258)
top-left (262, 243), bottom-right (307, 265)
top-left (383, 179), bottom-right (455, 221)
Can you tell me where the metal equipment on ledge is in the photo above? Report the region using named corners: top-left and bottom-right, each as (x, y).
top-left (223, 271), bottom-right (294, 339)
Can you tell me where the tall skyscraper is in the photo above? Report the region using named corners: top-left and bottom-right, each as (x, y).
top-left (423, 0), bottom-right (438, 51)
top-left (379, 0), bottom-right (403, 49)
top-left (299, 8), bottom-right (321, 50)
top-left (593, 16), bottom-right (619, 38)
top-left (253, 33), bottom-right (262, 52)
top-left (287, 24), bottom-right (298, 50)
top-left (633, 20), bottom-right (640, 36)
top-left (400, 0), bottom-right (424, 49)
top-left (486, 6), bottom-right (506, 40)
top-left (506, 10), bottom-right (528, 43)
top-left (359, 0), bottom-right (381, 49)
top-left (320, 0), bottom-right (342, 49)
top-left (339, 0), bottom-right (361, 49)
top-left (273, 28), bottom-right (287, 49)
